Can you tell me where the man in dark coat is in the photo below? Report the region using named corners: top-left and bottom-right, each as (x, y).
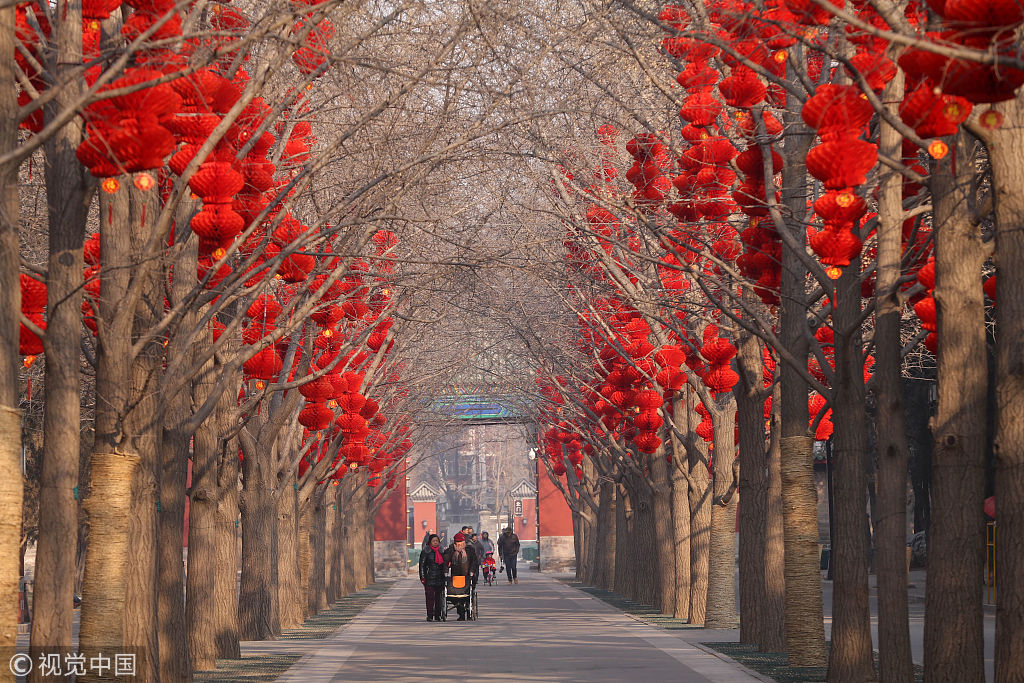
top-left (497, 527), bottom-right (521, 584)
top-left (443, 532), bottom-right (478, 620)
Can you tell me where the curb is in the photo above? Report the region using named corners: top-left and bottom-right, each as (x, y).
top-left (691, 641), bottom-right (780, 683)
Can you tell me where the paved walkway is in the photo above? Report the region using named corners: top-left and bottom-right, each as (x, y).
top-left (255, 572), bottom-right (764, 682)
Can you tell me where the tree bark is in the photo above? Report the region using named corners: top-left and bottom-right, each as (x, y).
top-left (277, 469), bottom-right (303, 629)
top-left (763, 386), bottom-right (786, 652)
top-left (923, 131), bottom-right (987, 682)
top-left (706, 401), bottom-right (738, 628)
top-left (79, 178), bottom-right (139, 679)
top-left (0, 2), bottom-right (22, 664)
top-left (982, 98), bottom-right (1024, 683)
top-left (187, 357), bottom-right (219, 669)
top-left (650, 443), bottom-right (675, 614)
top-left (157, 219), bottom-right (197, 682)
top-left (238, 435), bottom-right (278, 641)
top-left (298, 498), bottom-right (312, 619)
top-left (735, 329), bottom-right (767, 644)
top-left (872, 71), bottom-right (913, 683)
top-left (687, 392), bottom-right (712, 625)
top-left (669, 403), bottom-right (690, 619)
top-left (30, 2), bottom-right (90, 668)
top-left (123, 182), bottom-right (163, 683)
top-left (778, 100), bottom-right (827, 666)
top-left (827, 260), bottom-right (875, 682)
top-left (78, 453), bottom-right (139, 681)
top-left (308, 494), bottom-right (329, 614)
top-left (213, 425), bottom-right (241, 660)
top-left (595, 478), bottom-right (616, 591)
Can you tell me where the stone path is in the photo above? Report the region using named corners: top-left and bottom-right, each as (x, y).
top-left (263, 572), bottom-right (765, 682)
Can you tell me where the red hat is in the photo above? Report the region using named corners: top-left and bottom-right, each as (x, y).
top-left (454, 532), bottom-right (465, 542)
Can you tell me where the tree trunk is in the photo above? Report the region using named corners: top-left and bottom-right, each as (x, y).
top-left (78, 453), bottom-right (139, 681)
top-left (123, 182), bottom-right (163, 683)
top-left (735, 330), bottom-right (767, 644)
top-left (213, 427), bottom-right (241, 660)
top-left (238, 457), bottom-right (278, 641)
top-left (309, 494), bottom-right (329, 614)
top-left (32, 9), bottom-right (90, 661)
top-left (0, 2), bottom-right (23, 664)
top-left (687, 392), bottom-right (712, 625)
top-left (157, 220), bottom-right (197, 682)
top-left (763, 386), bottom-right (786, 652)
top-left (613, 483), bottom-right (633, 598)
top-left (595, 479), bottom-right (616, 591)
top-left (923, 133), bottom-right (986, 682)
top-left (277, 470), bottom-right (303, 629)
top-left (79, 178), bottom-right (138, 679)
top-left (298, 500), bottom-right (312, 619)
top-left (187, 358), bottom-right (219, 669)
top-left (827, 261), bottom-right (875, 682)
top-left (872, 71), bottom-right (913, 683)
top-left (983, 98), bottom-right (1024, 682)
top-left (706, 402), bottom-right (738, 628)
top-left (778, 100), bottom-right (827, 666)
top-left (669, 404), bottom-right (690, 619)
top-left (650, 444), bottom-right (675, 614)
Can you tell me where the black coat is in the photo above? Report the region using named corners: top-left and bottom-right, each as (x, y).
top-left (419, 546), bottom-right (447, 586)
top-left (497, 532), bottom-right (521, 558)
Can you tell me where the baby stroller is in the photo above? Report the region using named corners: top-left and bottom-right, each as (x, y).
top-left (444, 573), bottom-right (478, 621)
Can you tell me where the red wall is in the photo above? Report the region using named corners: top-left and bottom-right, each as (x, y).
top-left (538, 465), bottom-right (574, 537)
top-left (412, 501), bottom-right (438, 539)
top-left (373, 463), bottom-right (407, 542)
top-left (512, 497), bottom-right (537, 541)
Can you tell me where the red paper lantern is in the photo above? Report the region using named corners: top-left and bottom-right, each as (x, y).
top-left (298, 402), bottom-right (334, 431)
top-left (243, 346), bottom-right (282, 380)
top-left (805, 134), bottom-right (878, 190)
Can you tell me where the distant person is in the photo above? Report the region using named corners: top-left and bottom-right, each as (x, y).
top-left (498, 526), bottom-right (521, 584)
top-left (479, 531), bottom-right (495, 557)
top-left (421, 528), bottom-right (434, 551)
top-left (470, 532), bottom-right (485, 561)
top-left (481, 551), bottom-right (497, 585)
top-left (443, 532), bottom-right (478, 620)
top-left (419, 534), bottom-right (446, 621)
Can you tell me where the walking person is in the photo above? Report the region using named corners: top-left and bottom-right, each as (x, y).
top-left (419, 534), bottom-right (447, 621)
top-left (497, 526), bottom-right (521, 584)
top-left (420, 528), bottom-right (434, 551)
top-left (443, 532), bottom-right (478, 620)
top-left (479, 531), bottom-right (495, 557)
top-left (470, 532), bottom-right (485, 561)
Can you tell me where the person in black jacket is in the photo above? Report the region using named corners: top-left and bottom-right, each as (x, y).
top-left (419, 534), bottom-right (446, 621)
top-left (497, 527), bottom-right (521, 584)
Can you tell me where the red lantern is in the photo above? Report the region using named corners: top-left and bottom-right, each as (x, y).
top-left (298, 402), bottom-right (334, 431)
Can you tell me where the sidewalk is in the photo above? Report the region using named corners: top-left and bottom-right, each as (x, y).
top-left (270, 572), bottom-right (763, 682)
top-left (194, 581), bottom-right (394, 682)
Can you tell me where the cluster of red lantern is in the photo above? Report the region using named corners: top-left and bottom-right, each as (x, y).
top-left (699, 325), bottom-right (738, 394)
top-left (801, 85), bottom-right (877, 277)
top-left (15, 3), bottom-right (49, 133)
top-left (898, 0), bottom-right (1024, 108)
top-left (19, 274), bottom-right (47, 357)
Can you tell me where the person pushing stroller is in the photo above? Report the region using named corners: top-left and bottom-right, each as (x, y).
top-left (443, 531), bottom-right (478, 620)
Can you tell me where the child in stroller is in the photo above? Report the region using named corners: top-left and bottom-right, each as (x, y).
top-left (481, 552), bottom-right (497, 586)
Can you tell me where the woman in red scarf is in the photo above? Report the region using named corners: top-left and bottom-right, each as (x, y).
top-left (419, 534), bottom-right (447, 621)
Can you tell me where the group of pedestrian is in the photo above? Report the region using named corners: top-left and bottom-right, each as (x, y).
top-left (418, 525), bottom-right (522, 621)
